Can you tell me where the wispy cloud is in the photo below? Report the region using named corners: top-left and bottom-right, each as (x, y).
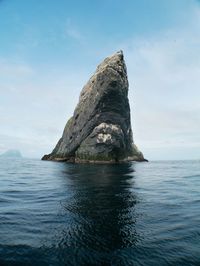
top-left (0, 59), bottom-right (34, 78)
top-left (120, 5), bottom-right (200, 159)
top-left (0, 2), bottom-right (200, 160)
top-left (65, 18), bottom-right (84, 42)
top-left (0, 60), bottom-right (87, 158)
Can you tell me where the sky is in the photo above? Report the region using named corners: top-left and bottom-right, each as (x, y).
top-left (0, 0), bottom-right (200, 160)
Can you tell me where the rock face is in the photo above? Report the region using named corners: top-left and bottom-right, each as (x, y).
top-left (42, 51), bottom-right (146, 163)
top-left (0, 150), bottom-right (22, 158)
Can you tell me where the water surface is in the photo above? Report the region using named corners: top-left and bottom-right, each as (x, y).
top-left (0, 159), bottom-right (199, 265)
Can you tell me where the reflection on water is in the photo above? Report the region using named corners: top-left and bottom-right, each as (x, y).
top-left (55, 163), bottom-right (138, 265)
top-left (0, 159), bottom-right (200, 265)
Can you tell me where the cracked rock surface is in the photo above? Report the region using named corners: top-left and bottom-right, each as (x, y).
top-left (42, 51), bottom-right (146, 163)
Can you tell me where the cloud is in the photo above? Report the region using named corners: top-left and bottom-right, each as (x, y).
top-left (65, 18), bottom-right (84, 42)
top-left (0, 59), bottom-right (34, 79)
top-left (119, 5), bottom-right (200, 159)
top-left (0, 60), bottom-right (88, 158)
top-left (1, 3), bottom-right (200, 160)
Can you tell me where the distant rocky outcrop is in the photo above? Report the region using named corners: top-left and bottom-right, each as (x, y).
top-left (42, 51), bottom-right (147, 163)
top-left (0, 149), bottom-right (22, 158)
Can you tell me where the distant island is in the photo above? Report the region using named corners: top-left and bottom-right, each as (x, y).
top-left (0, 150), bottom-right (23, 158)
top-left (42, 51), bottom-right (147, 163)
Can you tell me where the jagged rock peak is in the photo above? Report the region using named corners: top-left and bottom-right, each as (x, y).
top-left (42, 50), bottom-right (147, 163)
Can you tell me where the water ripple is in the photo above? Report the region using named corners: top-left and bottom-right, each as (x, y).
top-left (0, 159), bottom-right (200, 265)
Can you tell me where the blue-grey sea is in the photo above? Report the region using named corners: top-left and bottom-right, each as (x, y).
top-left (0, 159), bottom-right (199, 266)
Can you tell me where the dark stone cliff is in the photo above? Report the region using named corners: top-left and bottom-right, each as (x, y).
top-left (42, 51), bottom-right (147, 163)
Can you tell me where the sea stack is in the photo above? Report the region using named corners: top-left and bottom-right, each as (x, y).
top-left (42, 51), bottom-right (146, 163)
top-left (0, 150), bottom-right (22, 158)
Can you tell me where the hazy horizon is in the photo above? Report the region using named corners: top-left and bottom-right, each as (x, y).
top-left (1, 0), bottom-right (200, 160)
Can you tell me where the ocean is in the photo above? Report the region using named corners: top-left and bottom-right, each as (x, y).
top-left (0, 159), bottom-right (199, 266)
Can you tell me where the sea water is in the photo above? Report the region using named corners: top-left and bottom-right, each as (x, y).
top-left (0, 159), bottom-right (199, 265)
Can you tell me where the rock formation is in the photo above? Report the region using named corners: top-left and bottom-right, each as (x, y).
top-left (0, 150), bottom-right (22, 158)
top-left (42, 51), bottom-right (146, 163)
